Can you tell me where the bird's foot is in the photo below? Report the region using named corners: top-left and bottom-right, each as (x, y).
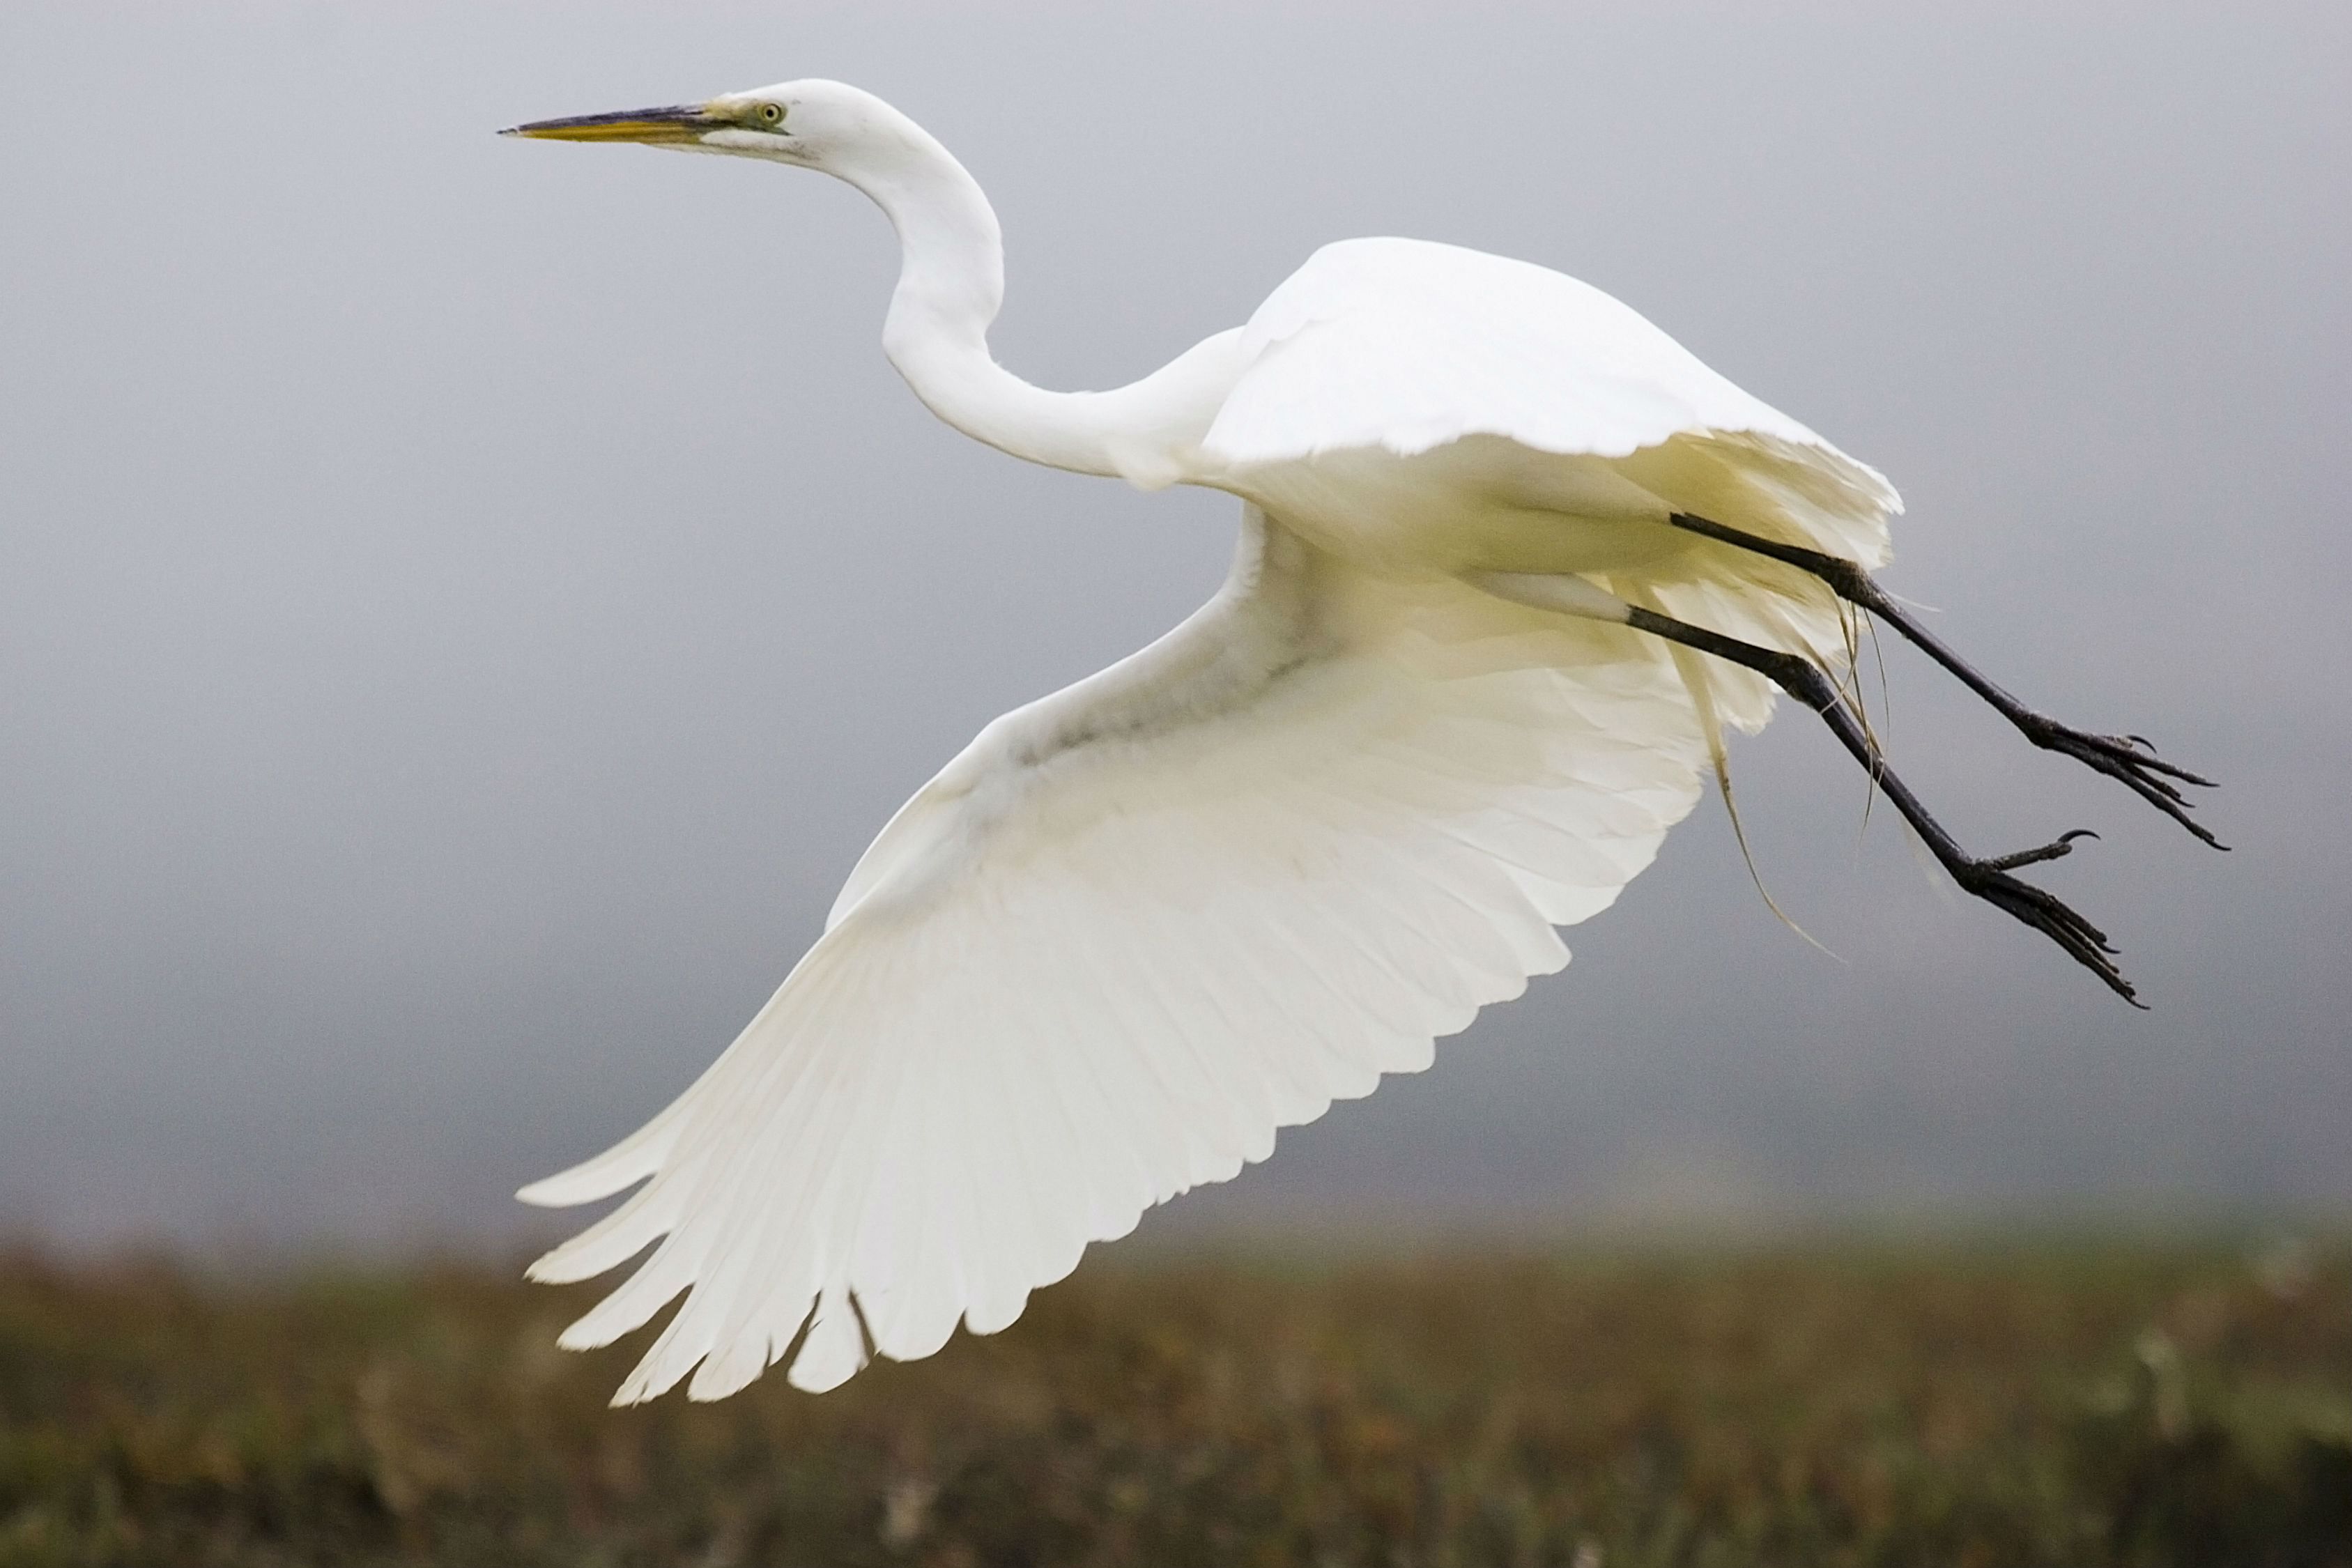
top-left (2017, 716), bottom-right (2224, 849)
top-left (1951, 831), bottom-right (2142, 1006)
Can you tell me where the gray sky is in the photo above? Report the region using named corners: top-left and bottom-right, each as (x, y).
top-left (2, 2), bottom-right (2345, 1251)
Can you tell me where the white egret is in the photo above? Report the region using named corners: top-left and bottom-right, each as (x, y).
top-left (502, 82), bottom-right (2216, 1401)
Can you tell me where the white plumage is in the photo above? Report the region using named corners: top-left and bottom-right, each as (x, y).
top-left (520, 512), bottom-right (1785, 1398)
top-left (502, 79), bottom-right (2167, 1403)
top-left (1213, 237), bottom-right (1816, 466)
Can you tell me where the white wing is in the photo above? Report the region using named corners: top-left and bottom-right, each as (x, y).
top-left (1206, 238), bottom-right (1832, 464)
top-left (1202, 237), bottom-right (1903, 730)
top-left (1209, 237), bottom-right (1895, 548)
top-left (521, 508), bottom-right (1714, 1401)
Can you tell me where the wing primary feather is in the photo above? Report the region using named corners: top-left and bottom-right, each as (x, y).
top-left (524, 502), bottom-right (1746, 1399)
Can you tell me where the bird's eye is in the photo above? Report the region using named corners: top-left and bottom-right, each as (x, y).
top-left (757, 102), bottom-right (785, 125)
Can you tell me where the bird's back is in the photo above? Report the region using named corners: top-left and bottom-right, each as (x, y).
top-left (1187, 236), bottom-right (1900, 730)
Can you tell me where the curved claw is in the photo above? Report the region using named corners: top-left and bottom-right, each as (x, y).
top-left (1978, 828), bottom-right (2097, 873)
top-left (1952, 838), bottom-right (2143, 1007)
top-left (2020, 717), bottom-right (2225, 849)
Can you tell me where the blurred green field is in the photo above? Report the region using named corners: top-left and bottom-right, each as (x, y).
top-left (0, 1236), bottom-right (2346, 1567)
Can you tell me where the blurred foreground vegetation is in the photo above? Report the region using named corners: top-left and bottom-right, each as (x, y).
top-left (0, 1236), bottom-right (2346, 1566)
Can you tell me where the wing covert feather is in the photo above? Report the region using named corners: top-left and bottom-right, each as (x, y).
top-left (522, 508), bottom-right (1714, 1400)
top-left (1206, 238), bottom-right (1824, 466)
top-left (1201, 238), bottom-right (1901, 614)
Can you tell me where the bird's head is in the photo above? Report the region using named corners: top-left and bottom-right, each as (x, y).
top-left (502, 79), bottom-right (919, 180)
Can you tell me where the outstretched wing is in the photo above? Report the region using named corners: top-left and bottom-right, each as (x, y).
top-left (521, 509), bottom-right (1714, 1401)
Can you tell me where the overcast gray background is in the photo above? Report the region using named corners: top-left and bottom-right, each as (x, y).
top-left (1, 3), bottom-right (2344, 1254)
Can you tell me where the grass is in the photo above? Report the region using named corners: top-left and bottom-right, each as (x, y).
top-left (0, 1236), bottom-right (2346, 1566)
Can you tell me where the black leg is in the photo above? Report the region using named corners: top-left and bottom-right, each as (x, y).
top-left (1622, 602), bottom-right (2144, 1006)
top-left (1666, 512), bottom-right (2223, 850)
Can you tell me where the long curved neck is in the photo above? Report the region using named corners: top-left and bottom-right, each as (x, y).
top-left (836, 116), bottom-right (1128, 477)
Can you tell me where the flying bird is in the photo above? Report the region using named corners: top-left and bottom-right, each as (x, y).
top-left (502, 81), bottom-right (2217, 1401)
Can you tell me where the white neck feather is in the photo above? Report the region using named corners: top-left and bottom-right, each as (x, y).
top-left (829, 103), bottom-right (1241, 489)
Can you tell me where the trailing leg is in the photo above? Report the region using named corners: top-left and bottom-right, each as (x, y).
top-left (1470, 569), bottom-right (2142, 1004)
top-left (1666, 510), bottom-right (2222, 849)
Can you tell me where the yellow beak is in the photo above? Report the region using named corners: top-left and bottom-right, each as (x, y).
top-left (500, 105), bottom-right (716, 144)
